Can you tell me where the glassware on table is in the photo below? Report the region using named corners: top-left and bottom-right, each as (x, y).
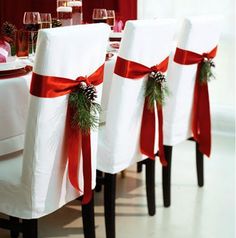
top-left (106, 10), bottom-right (115, 29)
top-left (16, 30), bottom-right (29, 57)
top-left (57, 6), bottom-right (72, 26)
top-left (23, 12), bottom-right (41, 58)
top-left (57, 0), bottom-right (69, 8)
top-left (67, 0), bottom-right (83, 25)
top-left (40, 13), bottom-right (52, 29)
top-left (92, 9), bottom-right (108, 23)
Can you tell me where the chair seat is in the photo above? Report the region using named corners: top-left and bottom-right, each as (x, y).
top-left (0, 151), bottom-right (23, 185)
top-left (0, 150), bottom-right (79, 219)
top-left (97, 124), bottom-right (143, 174)
top-left (0, 151), bottom-right (26, 218)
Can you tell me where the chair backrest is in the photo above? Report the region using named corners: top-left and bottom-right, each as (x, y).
top-left (21, 24), bottom-right (110, 217)
top-left (164, 16), bottom-right (222, 145)
top-left (97, 19), bottom-right (176, 173)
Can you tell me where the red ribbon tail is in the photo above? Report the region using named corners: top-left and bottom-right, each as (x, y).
top-left (140, 98), bottom-right (155, 160)
top-left (192, 65), bottom-right (201, 142)
top-left (198, 83), bottom-right (211, 157)
top-left (157, 103), bottom-right (167, 166)
top-left (192, 64), bottom-right (211, 157)
top-left (81, 132), bottom-right (92, 204)
top-left (67, 107), bottom-right (82, 191)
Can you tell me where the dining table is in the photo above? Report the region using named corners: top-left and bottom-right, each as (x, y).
top-left (0, 59), bottom-right (32, 156)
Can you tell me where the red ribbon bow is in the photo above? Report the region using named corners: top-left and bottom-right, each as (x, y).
top-left (174, 46), bottom-right (218, 157)
top-left (30, 64), bottom-right (104, 204)
top-left (114, 56), bottom-right (169, 166)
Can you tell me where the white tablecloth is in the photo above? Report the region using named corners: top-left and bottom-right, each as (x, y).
top-left (0, 73), bottom-right (31, 155)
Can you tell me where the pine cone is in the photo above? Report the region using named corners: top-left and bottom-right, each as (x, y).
top-left (83, 85), bottom-right (97, 101)
top-left (149, 71), bottom-right (166, 83)
top-left (52, 18), bottom-right (62, 28)
top-left (1, 22), bottom-right (16, 41)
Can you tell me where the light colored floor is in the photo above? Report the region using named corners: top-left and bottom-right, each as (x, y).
top-left (0, 134), bottom-right (235, 238)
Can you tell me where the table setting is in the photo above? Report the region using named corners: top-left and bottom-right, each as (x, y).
top-left (0, 1), bottom-right (123, 155)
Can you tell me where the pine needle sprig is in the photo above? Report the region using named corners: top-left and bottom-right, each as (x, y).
top-left (199, 59), bottom-right (215, 84)
top-left (145, 72), bottom-right (170, 111)
top-left (52, 18), bottom-right (62, 28)
top-left (69, 85), bottom-right (101, 134)
top-left (1, 21), bottom-right (16, 42)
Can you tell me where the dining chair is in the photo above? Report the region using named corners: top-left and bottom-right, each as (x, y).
top-left (162, 16), bottom-right (222, 207)
top-left (0, 23), bottom-right (110, 238)
top-left (96, 19), bottom-right (176, 238)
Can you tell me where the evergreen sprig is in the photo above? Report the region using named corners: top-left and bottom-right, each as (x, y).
top-left (145, 72), bottom-right (169, 111)
top-left (69, 86), bottom-right (101, 134)
top-left (199, 59), bottom-right (215, 84)
top-left (1, 21), bottom-right (16, 42)
top-left (52, 18), bottom-right (62, 28)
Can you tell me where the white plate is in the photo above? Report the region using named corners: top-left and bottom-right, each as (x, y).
top-left (109, 31), bottom-right (123, 39)
top-left (0, 57), bottom-right (26, 71)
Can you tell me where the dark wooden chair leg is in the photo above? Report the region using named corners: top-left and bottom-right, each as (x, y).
top-left (22, 219), bottom-right (38, 238)
top-left (10, 217), bottom-right (20, 238)
top-left (82, 193), bottom-right (95, 238)
top-left (95, 170), bottom-right (103, 192)
top-left (104, 173), bottom-right (116, 238)
top-left (145, 159), bottom-right (156, 216)
top-left (162, 145), bottom-right (173, 207)
top-left (196, 142), bottom-right (204, 187)
top-left (137, 161), bottom-right (143, 173)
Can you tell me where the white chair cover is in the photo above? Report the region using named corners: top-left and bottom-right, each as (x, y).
top-left (0, 23), bottom-right (110, 219)
top-left (163, 16), bottom-right (222, 146)
top-left (97, 19), bottom-right (176, 173)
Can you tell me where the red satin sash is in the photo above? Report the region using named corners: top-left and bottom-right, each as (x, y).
top-left (174, 46), bottom-right (218, 157)
top-left (114, 56), bottom-right (169, 166)
top-left (30, 64), bottom-right (104, 204)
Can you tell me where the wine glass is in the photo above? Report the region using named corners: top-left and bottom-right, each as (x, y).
top-left (92, 9), bottom-right (107, 23)
top-left (40, 13), bottom-right (52, 29)
top-left (106, 10), bottom-right (115, 29)
top-left (23, 12), bottom-right (41, 58)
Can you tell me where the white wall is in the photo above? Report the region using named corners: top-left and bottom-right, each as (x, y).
top-left (138, 0), bottom-right (235, 136)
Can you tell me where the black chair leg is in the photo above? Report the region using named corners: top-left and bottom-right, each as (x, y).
top-left (137, 161), bottom-right (143, 173)
top-left (104, 173), bottom-right (116, 238)
top-left (10, 217), bottom-right (20, 238)
top-left (22, 219), bottom-right (38, 238)
top-left (145, 159), bottom-right (156, 216)
top-left (196, 142), bottom-right (204, 187)
top-left (95, 170), bottom-right (103, 192)
top-left (82, 193), bottom-right (96, 238)
top-left (162, 145), bottom-right (173, 207)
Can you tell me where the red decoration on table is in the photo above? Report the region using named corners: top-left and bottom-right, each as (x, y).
top-left (174, 46), bottom-right (218, 157)
top-left (16, 30), bottom-right (29, 57)
top-left (0, 39), bottom-right (10, 62)
top-left (0, 65), bottom-right (32, 79)
top-left (113, 20), bottom-right (123, 32)
top-left (30, 64), bottom-right (104, 204)
top-left (114, 56), bottom-right (170, 166)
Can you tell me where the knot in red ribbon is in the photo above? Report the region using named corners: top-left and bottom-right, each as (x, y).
top-left (75, 76), bottom-right (92, 86)
top-left (202, 53), bottom-right (210, 60)
top-left (173, 46), bottom-right (218, 157)
top-left (30, 64), bottom-right (104, 204)
top-left (114, 56), bottom-right (169, 166)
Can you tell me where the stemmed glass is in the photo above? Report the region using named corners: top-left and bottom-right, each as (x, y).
top-left (92, 9), bottom-right (108, 23)
top-left (106, 10), bottom-right (115, 29)
top-left (40, 13), bottom-right (52, 29)
top-left (23, 12), bottom-right (41, 58)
